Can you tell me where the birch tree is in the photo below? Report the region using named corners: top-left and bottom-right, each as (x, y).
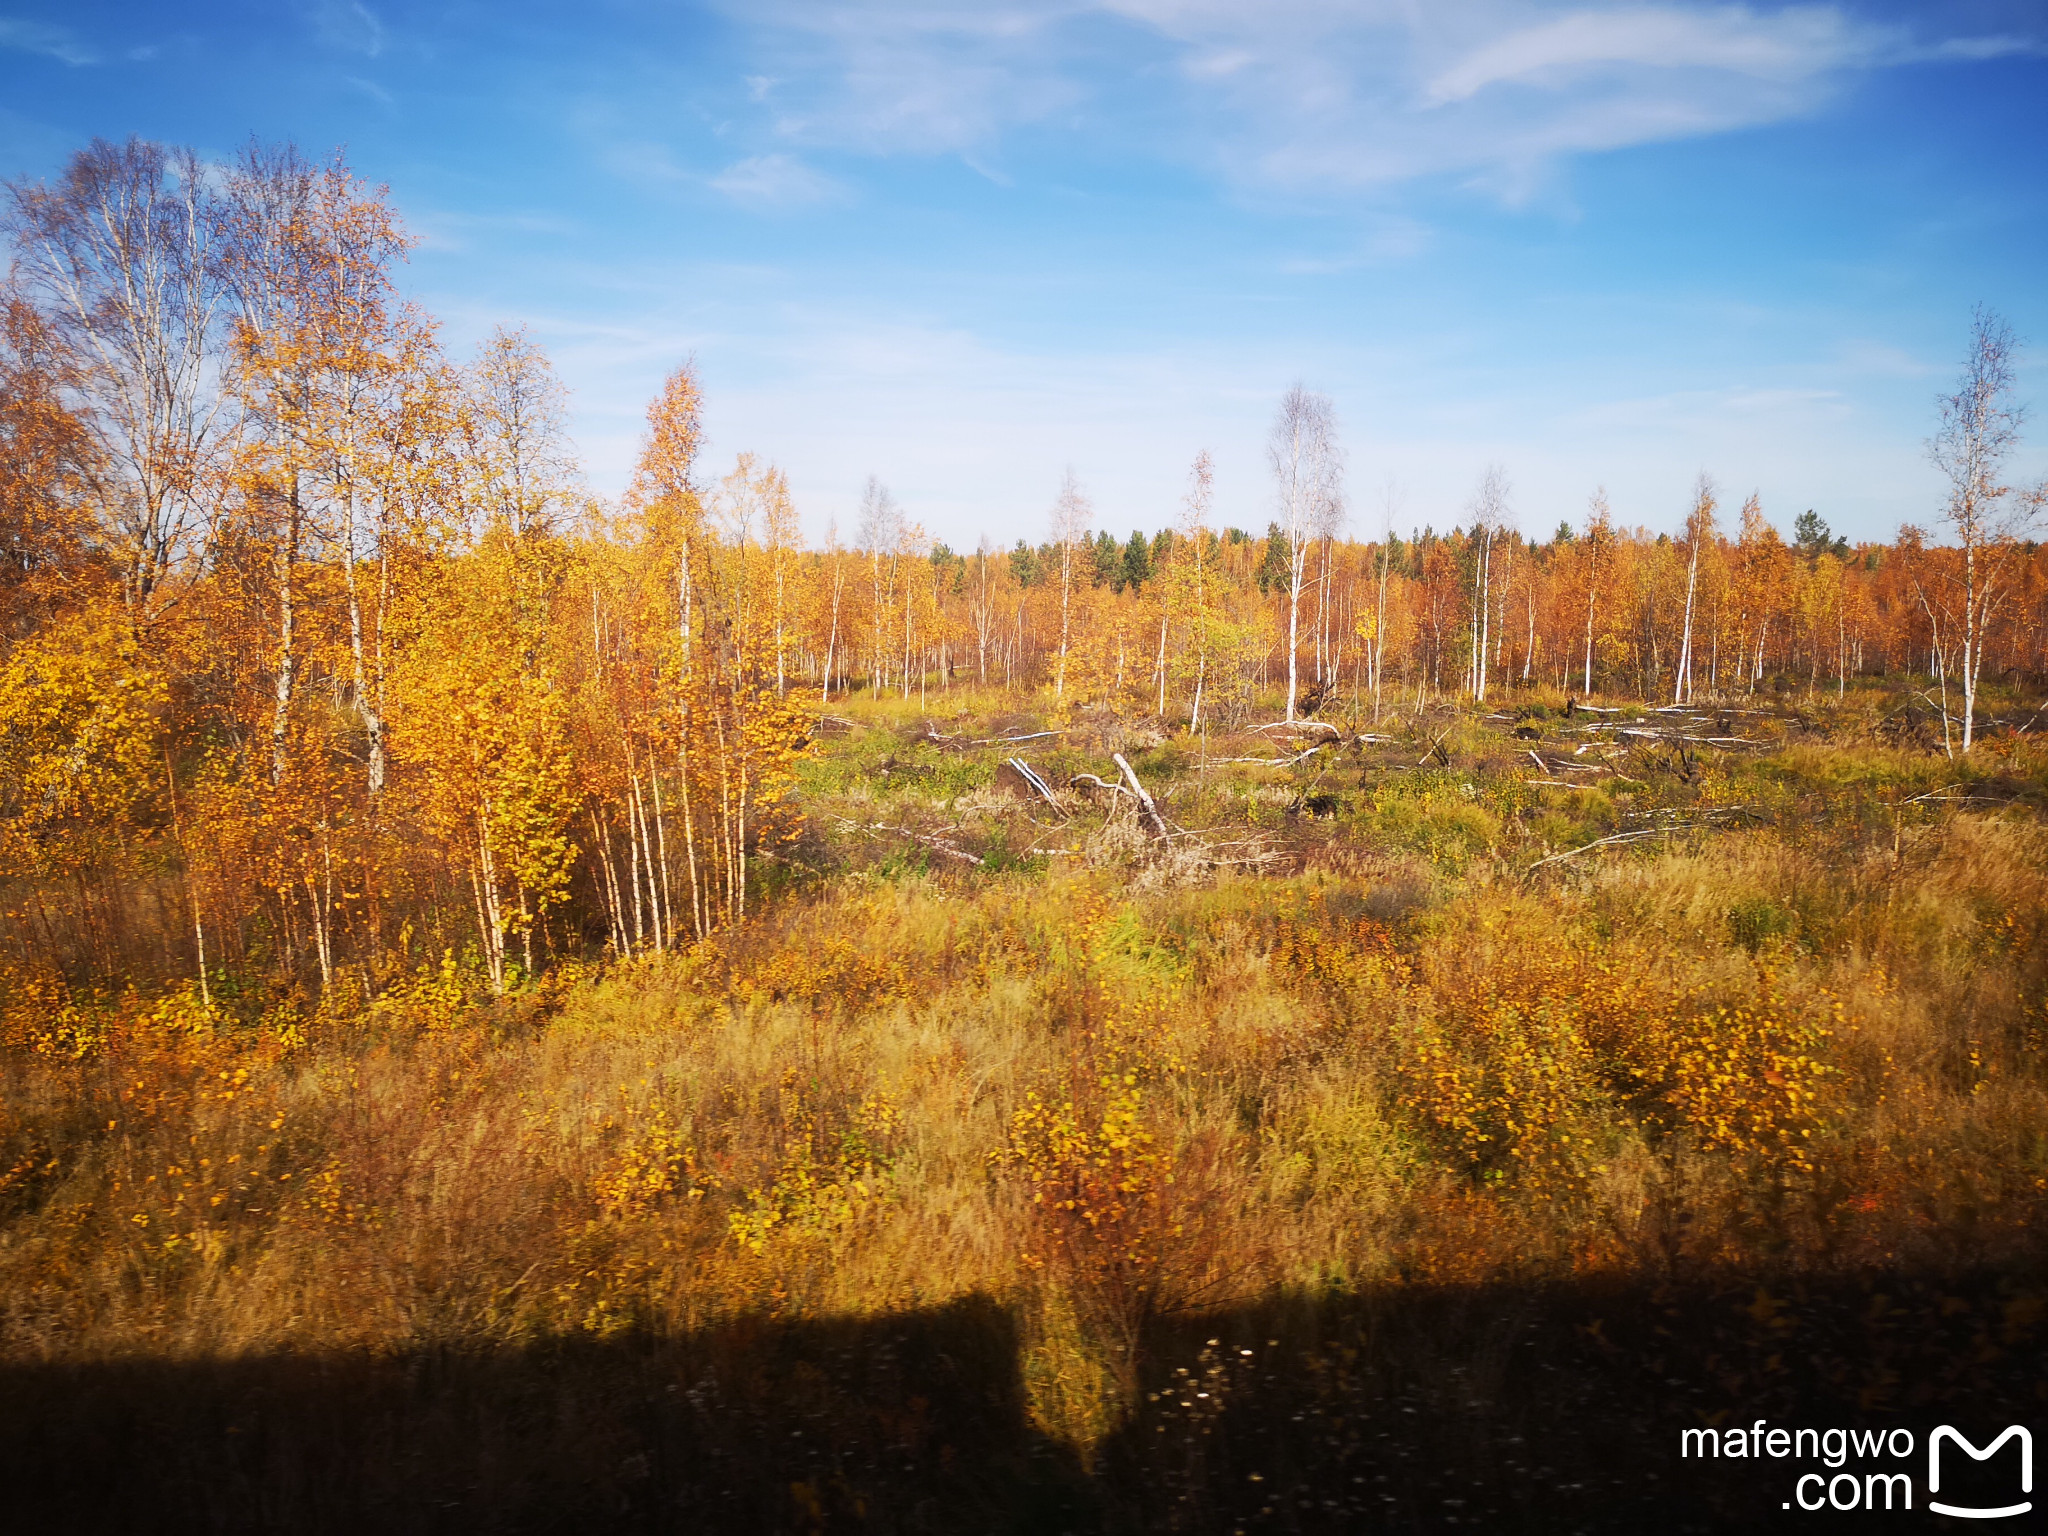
top-left (1927, 307), bottom-right (2036, 752)
top-left (1674, 474), bottom-right (1715, 704)
top-left (1050, 467), bottom-right (1091, 704)
top-left (1268, 386), bottom-right (1343, 719)
top-left (1172, 451), bottom-right (1215, 729)
top-left (3, 137), bottom-right (229, 623)
top-left (1581, 488), bottom-right (1612, 697)
top-left (856, 476), bottom-right (902, 698)
top-left (1466, 464), bottom-right (1509, 703)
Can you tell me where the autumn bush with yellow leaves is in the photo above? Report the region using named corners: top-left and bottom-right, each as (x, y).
top-left (1394, 940), bottom-right (1849, 1190)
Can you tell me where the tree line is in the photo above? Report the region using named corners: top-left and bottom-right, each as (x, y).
top-left (3, 138), bottom-right (2042, 998)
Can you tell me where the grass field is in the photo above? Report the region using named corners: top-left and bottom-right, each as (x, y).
top-left (3, 683), bottom-right (2044, 1532)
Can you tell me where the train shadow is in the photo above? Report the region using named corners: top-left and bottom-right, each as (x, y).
top-left (0, 1292), bottom-right (1088, 1534)
top-left (2, 1264), bottom-right (2038, 1532)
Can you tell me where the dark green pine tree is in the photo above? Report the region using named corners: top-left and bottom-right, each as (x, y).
top-left (1793, 509), bottom-right (1850, 560)
top-left (1092, 529), bottom-right (1121, 586)
top-left (1121, 528), bottom-right (1152, 590)
top-left (1009, 539), bottom-right (1042, 587)
top-left (1256, 522), bottom-right (1290, 595)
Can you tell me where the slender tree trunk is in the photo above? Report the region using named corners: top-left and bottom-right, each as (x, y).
top-left (1373, 538), bottom-right (1390, 722)
top-left (625, 786), bottom-right (644, 950)
top-left (271, 488), bottom-right (301, 785)
top-left (474, 802), bottom-right (506, 993)
top-left (1482, 536), bottom-right (1499, 704)
top-left (341, 482), bottom-right (386, 799)
top-left (1523, 586), bottom-right (1535, 684)
top-left (822, 557), bottom-right (842, 704)
top-left (1675, 534), bottom-right (1700, 705)
top-left (1286, 540), bottom-right (1306, 720)
top-left (1057, 544), bottom-right (1073, 702)
top-left (1961, 543), bottom-right (1979, 752)
top-left (650, 768), bottom-right (675, 947)
top-left (629, 770), bottom-right (663, 953)
top-left (589, 802), bottom-right (628, 956)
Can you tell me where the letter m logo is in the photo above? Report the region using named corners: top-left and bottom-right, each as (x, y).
top-left (1930, 1425), bottom-right (2032, 1520)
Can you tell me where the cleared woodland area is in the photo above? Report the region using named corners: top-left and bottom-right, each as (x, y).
top-left (5, 684), bottom-right (2045, 1532)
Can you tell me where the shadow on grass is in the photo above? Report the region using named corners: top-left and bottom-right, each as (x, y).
top-left (0, 1293), bottom-right (1088, 1535)
top-left (4, 1265), bottom-right (2040, 1533)
top-left (1108, 1262), bottom-right (2043, 1534)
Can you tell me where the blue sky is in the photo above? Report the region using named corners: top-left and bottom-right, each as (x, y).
top-left (3, 1), bottom-right (2045, 549)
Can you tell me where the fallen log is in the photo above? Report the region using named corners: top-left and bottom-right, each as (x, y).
top-left (1200, 745), bottom-right (1325, 768)
top-left (1068, 773), bottom-right (1130, 797)
top-left (830, 816), bottom-right (986, 866)
top-left (980, 729), bottom-right (1062, 746)
top-left (1005, 756), bottom-right (1064, 812)
top-left (1526, 828), bottom-right (1671, 870)
top-left (1526, 810), bottom-right (1761, 873)
top-left (1114, 752), bottom-right (1172, 840)
top-left (1251, 719), bottom-right (1344, 740)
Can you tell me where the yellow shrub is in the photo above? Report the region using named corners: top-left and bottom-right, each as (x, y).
top-left (1396, 981), bottom-right (1604, 1191)
top-left (593, 1106), bottom-right (714, 1222)
top-left (727, 1081), bottom-right (900, 1253)
top-left (1395, 935), bottom-right (1847, 1189)
top-left (1002, 1073), bottom-right (1169, 1313)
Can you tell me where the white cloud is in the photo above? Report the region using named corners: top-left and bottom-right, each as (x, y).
top-left (709, 152), bottom-right (849, 209)
top-left (717, 0), bottom-right (1088, 154)
top-left (1422, 7), bottom-right (1867, 105)
top-left (711, 2), bottom-right (2042, 198)
top-left (1572, 382), bottom-right (1850, 433)
top-left (1918, 33), bottom-right (2047, 64)
top-left (0, 17), bottom-right (98, 65)
top-left (309, 0), bottom-right (383, 58)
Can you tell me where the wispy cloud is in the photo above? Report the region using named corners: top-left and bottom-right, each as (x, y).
top-left (1914, 33), bottom-right (2047, 64)
top-left (0, 16), bottom-right (98, 66)
top-left (720, 1), bottom-right (1088, 154)
top-left (584, 124), bottom-right (850, 213)
top-left (1421, 7), bottom-right (1868, 106)
top-left (309, 0), bottom-right (383, 58)
top-left (1571, 382), bottom-right (1850, 436)
top-left (710, 2), bottom-right (2042, 198)
top-left (709, 152), bottom-right (849, 210)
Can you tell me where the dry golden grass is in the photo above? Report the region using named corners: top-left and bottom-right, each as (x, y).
top-left (2, 693), bottom-right (2044, 1530)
